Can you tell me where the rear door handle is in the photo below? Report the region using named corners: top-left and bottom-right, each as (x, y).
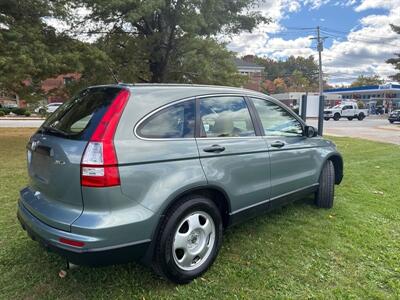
top-left (203, 145), bottom-right (226, 153)
top-left (270, 141), bottom-right (285, 148)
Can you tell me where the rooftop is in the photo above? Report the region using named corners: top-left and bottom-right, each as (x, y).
top-left (234, 58), bottom-right (265, 70)
top-left (325, 84), bottom-right (400, 93)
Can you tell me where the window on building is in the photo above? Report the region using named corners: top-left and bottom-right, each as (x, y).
top-left (63, 77), bottom-right (74, 85)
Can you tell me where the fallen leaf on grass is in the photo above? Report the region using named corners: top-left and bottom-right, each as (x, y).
top-left (372, 191), bottom-right (384, 195)
top-left (58, 270), bottom-right (67, 278)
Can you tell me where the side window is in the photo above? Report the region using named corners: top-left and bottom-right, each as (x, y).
top-left (137, 100), bottom-right (195, 139)
top-left (200, 96), bottom-right (255, 137)
top-left (251, 98), bottom-right (303, 137)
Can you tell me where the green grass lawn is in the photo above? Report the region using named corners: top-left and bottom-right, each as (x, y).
top-left (0, 128), bottom-right (399, 299)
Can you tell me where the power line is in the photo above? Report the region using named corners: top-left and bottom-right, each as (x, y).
top-left (320, 29), bottom-right (399, 46)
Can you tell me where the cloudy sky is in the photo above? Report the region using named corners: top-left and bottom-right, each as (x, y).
top-left (227, 0), bottom-right (400, 85)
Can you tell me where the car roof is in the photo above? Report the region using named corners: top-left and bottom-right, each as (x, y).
top-left (88, 83), bottom-right (270, 107)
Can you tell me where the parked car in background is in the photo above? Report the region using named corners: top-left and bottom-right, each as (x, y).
top-left (324, 102), bottom-right (368, 121)
top-left (388, 110), bottom-right (400, 123)
top-left (34, 102), bottom-right (63, 114)
top-left (18, 84), bottom-right (343, 284)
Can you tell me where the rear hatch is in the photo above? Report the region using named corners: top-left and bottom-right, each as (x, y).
top-left (23, 87), bottom-right (124, 231)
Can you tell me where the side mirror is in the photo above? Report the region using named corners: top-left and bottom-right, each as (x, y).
top-left (304, 125), bottom-right (317, 138)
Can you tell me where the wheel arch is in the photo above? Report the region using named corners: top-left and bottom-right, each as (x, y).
top-left (160, 185), bottom-right (231, 228)
top-left (141, 185), bottom-right (232, 265)
top-left (325, 153), bottom-right (343, 184)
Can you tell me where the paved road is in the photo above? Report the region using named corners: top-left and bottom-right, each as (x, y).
top-left (1, 117), bottom-right (399, 145)
top-left (308, 117), bottom-right (400, 145)
top-left (0, 119), bottom-right (44, 128)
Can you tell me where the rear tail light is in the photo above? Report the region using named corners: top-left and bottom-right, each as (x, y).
top-left (81, 89), bottom-right (130, 187)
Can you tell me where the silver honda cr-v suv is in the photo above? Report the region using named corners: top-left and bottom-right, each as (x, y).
top-left (18, 84), bottom-right (343, 283)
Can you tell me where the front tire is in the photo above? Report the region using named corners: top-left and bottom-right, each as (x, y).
top-left (333, 113), bottom-right (340, 121)
top-left (347, 117), bottom-right (353, 121)
top-left (389, 120), bottom-right (394, 124)
top-left (152, 196), bottom-right (223, 284)
top-left (324, 117), bottom-right (330, 121)
top-left (315, 160), bottom-right (335, 208)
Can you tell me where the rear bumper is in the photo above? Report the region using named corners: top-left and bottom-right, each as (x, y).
top-left (17, 201), bottom-right (150, 266)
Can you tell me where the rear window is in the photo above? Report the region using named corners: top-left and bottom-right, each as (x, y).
top-left (39, 87), bottom-right (123, 140)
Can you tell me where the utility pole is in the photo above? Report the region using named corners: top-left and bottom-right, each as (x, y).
top-left (317, 26), bottom-right (323, 96)
top-left (311, 26), bottom-right (326, 135)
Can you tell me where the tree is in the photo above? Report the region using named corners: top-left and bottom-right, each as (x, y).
top-left (273, 78), bottom-right (287, 93)
top-left (254, 55), bottom-right (319, 92)
top-left (72, 0), bottom-right (269, 83)
top-left (350, 75), bottom-right (384, 87)
top-left (387, 24), bottom-right (400, 82)
top-left (288, 70), bottom-right (310, 92)
top-left (0, 0), bottom-right (109, 102)
top-left (261, 79), bottom-right (276, 94)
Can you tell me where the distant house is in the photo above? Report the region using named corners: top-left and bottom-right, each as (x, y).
top-left (41, 73), bottom-right (81, 103)
top-left (0, 91), bottom-right (21, 107)
top-left (0, 73), bottom-right (80, 108)
top-left (234, 58), bottom-right (265, 92)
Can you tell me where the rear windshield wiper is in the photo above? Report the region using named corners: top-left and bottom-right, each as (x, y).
top-left (41, 125), bottom-right (71, 137)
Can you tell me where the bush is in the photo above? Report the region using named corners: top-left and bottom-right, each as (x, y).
top-left (356, 100), bottom-right (365, 109)
top-left (0, 108), bottom-right (11, 115)
top-left (11, 108), bottom-right (27, 115)
top-left (0, 111), bottom-right (5, 117)
top-left (24, 111), bottom-right (31, 117)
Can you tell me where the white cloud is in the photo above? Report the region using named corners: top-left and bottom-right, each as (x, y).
top-left (303, 0), bottom-right (331, 10)
top-left (323, 0), bottom-right (400, 84)
top-left (228, 0), bottom-right (400, 85)
top-left (355, 0), bottom-right (394, 12)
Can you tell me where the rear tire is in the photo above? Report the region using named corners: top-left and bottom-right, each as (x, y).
top-left (315, 160), bottom-right (335, 209)
top-left (389, 120), bottom-right (394, 124)
top-left (152, 195), bottom-right (223, 284)
top-left (357, 113), bottom-right (365, 121)
top-left (324, 117), bottom-right (330, 121)
top-left (333, 113), bottom-right (340, 121)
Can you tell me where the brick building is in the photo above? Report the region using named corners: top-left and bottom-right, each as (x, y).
top-left (234, 58), bottom-right (265, 92)
top-left (0, 73), bottom-right (80, 108)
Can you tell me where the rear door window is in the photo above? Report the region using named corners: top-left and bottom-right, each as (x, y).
top-left (40, 87), bottom-right (123, 140)
top-left (136, 100), bottom-right (195, 139)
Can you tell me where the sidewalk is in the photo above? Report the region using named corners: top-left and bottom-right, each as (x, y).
top-left (0, 116), bottom-right (44, 120)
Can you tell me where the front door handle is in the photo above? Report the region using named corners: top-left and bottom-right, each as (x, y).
top-left (203, 144), bottom-right (226, 153)
top-left (270, 141), bottom-right (285, 148)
